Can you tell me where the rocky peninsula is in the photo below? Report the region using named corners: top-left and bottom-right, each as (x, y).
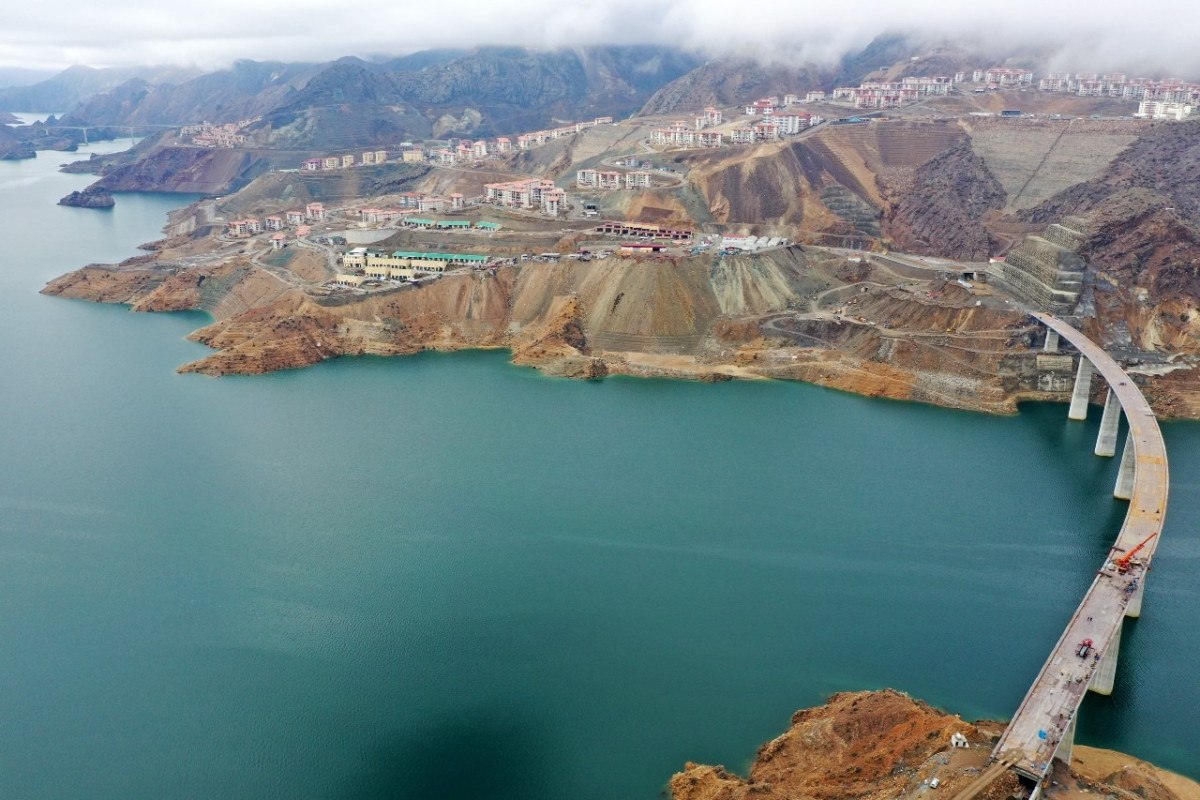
top-left (670, 690), bottom-right (1199, 800)
top-left (58, 186), bottom-right (115, 208)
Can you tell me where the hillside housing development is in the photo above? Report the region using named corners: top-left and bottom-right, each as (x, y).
top-left (1037, 72), bottom-right (1200, 103)
top-left (483, 178), bottom-right (566, 215)
top-left (181, 118), bottom-right (259, 148)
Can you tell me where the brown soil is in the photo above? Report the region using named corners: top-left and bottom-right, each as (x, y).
top-left (669, 691), bottom-right (1199, 800)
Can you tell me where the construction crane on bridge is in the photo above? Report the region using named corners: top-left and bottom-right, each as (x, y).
top-left (1115, 532), bottom-right (1158, 574)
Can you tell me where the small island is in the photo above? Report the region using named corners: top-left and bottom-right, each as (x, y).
top-left (58, 187), bottom-right (115, 209)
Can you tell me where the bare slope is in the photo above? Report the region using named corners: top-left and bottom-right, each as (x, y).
top-left (969, 121), bottom-right (1140, 211)
top-left (669, 690), bottom-right (1199, 800)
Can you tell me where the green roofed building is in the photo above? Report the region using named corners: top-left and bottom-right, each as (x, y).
top-left (435, 220), bottom-right (472, 229)
top-left (406, 218), bottom-right (435, 227)
top-left (391, 251), bottom-right (489, 264)
top-left (475, 221), bottom-right (502, 231)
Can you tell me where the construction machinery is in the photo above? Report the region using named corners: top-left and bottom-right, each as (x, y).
top-left (1115, 532), bottom-right (1159, 574)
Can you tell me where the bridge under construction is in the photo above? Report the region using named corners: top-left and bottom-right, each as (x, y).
top-left (952, 312), bottom-right (1170, 799)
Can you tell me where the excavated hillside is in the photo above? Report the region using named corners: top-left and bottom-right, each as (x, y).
top-left (215, 163), bottom-right (431, 214)
top-left (883, 140), bottom-right (1006, 259)
top-left (1022, 118), bottom-right (1200, 225)
top-left (669, 690), bottom-right (1200, 800)
top-left (966, 119), bottom-right (1141, 213)
top-left (679, 121), bottom-right (967, 243)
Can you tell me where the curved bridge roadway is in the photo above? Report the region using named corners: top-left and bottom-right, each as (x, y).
top-left (987, 312), bottom-right (1169, 785)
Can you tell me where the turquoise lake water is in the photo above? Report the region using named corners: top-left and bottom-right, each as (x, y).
top-left (0, 139), bottom-right (1196, 798)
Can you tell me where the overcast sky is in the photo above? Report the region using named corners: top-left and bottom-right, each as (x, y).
top-left (2, 0), bottom-right (1198, 77)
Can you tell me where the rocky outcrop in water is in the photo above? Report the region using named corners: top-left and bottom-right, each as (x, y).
top-left (58, 186), bottom-right (115, 208)
top-left (0, 142), bottom-right (35, 160)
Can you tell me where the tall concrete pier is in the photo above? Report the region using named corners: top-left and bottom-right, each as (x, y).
top-left (1068, 358), bottom-right (1094, 420)
top-left (1095, 390), bottom-right (1122, 457)
top-left (1090, 626), bottom-right (1121, 695)
top-left (1115, 433), bottom-right (1136, 499)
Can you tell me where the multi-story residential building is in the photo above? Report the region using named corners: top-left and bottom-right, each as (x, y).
top-left (625, 171), bottom-right (652, 189)
top-left (783, 93), bottom-right (799, 106)
top-left (694, 106), bottom-right (724, 129)
top-left (264, 216), bottom-right (284, 231)
top-left (302, 158), bottom-right (322, 171)
top-left (322, 156), bottom-right (340, 170)
top-left (651, 121), bottom-right (695, 147)
top-left (305, 202), bottom-right (325, 222)
top-left (495, 137), bottom-right (512, 153)
top-left (1038, 72), bottom-right (1072, 91)
top-left (900, 76), bottom-right (952, 95)
top-left (1136, 100), bottom-right (1193, 120)
top-left (483, 179), bottom-right (564, 214)
top-left (745, 98), bottom-right (775, 116)
top-left (340, 154), bottom-right (355, 168)
top-left (225, 220), bottom-right (251, 237)
top-left (472, 141), bottom-right (488, 159)
top-left (696, 131), bottom-right (724, 148)
top-left (402, 149), bottom-right (425, 163)
top-left (730, 126), bottom-right (756, 145)
top-left (285, 210), bottom-right (305, 226)
top-left (770, 113), bottom-right (812, 135)
top-left (805, 91), bottom-right (826, 103)
top-left (752, 121), bottom-right (780, 140)
top-left (983, 68), bottom-right (1034, 86)
top-left (577, 169), bottom-right (622, 189)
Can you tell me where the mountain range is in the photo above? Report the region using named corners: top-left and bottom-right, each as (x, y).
top-left (1, 35), bottom-right (1062, 149)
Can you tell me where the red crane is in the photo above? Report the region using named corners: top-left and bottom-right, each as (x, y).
top-left (1115, 532), bottom-right (1159, 574)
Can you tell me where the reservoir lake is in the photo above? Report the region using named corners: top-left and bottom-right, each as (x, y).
top-left (1, 137), bottom-right (1197, 798)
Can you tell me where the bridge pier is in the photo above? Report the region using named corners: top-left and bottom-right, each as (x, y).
top-left (1057, 714), bottom-right (1077, 768)
top-left (1114, 433), bottom-right (1136, 500)
top-left (1095, 389), bottom-right (1122, 456)
top-left (1090, 623), bottom-right (1121, 695)
top-left (1068, 358), bottom-right (1094, 420)
top-left (1043, 330), bottom-right (1060, 353)
top-left (1126, 576), bottom-right (1145, 618)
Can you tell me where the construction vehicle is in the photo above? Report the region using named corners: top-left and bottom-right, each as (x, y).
top-left (1076, 639), bottom-right (1094, 659)
top-left (1115, 532), bottom-right (1159, 574)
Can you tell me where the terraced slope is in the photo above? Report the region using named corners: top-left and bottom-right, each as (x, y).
top-left (970, 121), bottom-right (1139, 211)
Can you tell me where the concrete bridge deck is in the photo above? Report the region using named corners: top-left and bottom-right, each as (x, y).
top-left (991, 312), bottom-right (1169, 781)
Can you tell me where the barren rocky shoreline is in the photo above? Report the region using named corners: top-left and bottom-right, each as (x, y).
top-left (669, 690), bottom-right (1199, 800)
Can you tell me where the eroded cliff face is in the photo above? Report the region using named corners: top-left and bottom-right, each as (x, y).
top-left (669, 691), bottom-right (1199, 800)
